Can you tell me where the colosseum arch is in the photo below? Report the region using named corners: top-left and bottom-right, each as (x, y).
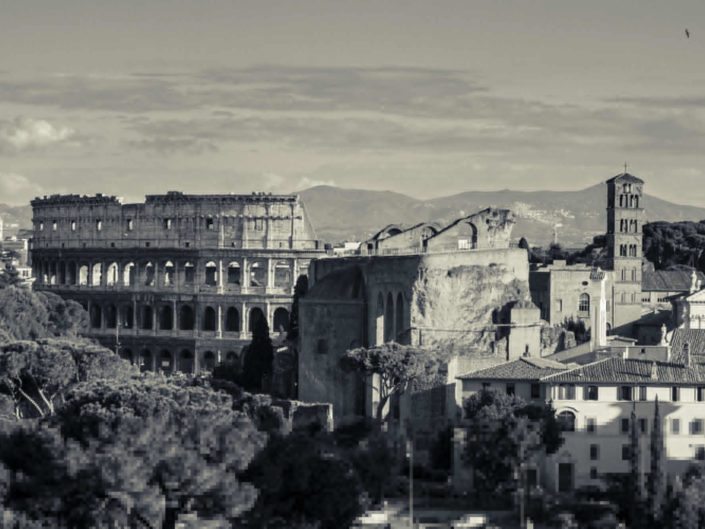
top-left (143, 261), bottom-right (155, 286)
top-left (227, 261), bottom-right (241, 285)
top-left (120, 348), bottom-right (134, 364)
top-left (225, 351), bottom-right (238, 364)
top-left (178, 349), bottom-right (194, 374)
top-left (139, 349), bottom-right (152, 372)
top-left (77, 263), bottom-right (87, 285)
top-left (123, 262), bottom-right (135, 286)
top-left (375, 292), bottom-right (385, 345)
top-left (121, 304), bottom-right (134, 329)
top-left (202, 351), bottom-right (216, 372)
top-left (179, 305), bottom-right (195, 330)
top-left (273, 307), bottom-right (290, 333)
top-left (49, 262), bottom-right (57, 285)
top-left (159, 305), bottom-right (173, 330)
top-left (90, 305), bottom-right (102, 329)
top-left (205, 261), bottom-right (217, 286)
top-left (249, 306), bottom-right (265, 332)
top-left (67, 262), bottom-right (77, 285)
top-left (159, 350), bottom-right (173, 373)
top-left (162, 260), bottom-right (175, 286)
top-left (91, 262), bottom-right (102, 286)
top-left (225, 306), bottom-right (240, 332)
top-left (105, 304), bottom-right (117, 329)
top-left (249, 261), bottom-right (266, 287)
top-left (58, 261), bottom-right (66, 285)
top-left (141, 305), bottom-right (153, 330)
top-left (274, 260), bottom-right (292, 289)
top-left (105, 262), bottom-right (119, 286)
top-left (203, 306), bottom-right (217, 331)
top-left (183, 261), bottom-right (195, 284)
top-left (384, 292), bottom-right (394, 342)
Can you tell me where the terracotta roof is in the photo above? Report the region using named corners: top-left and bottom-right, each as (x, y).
top-left (543, 357), bottom-right (705, 384)
top-left (670, 329), bottom-right (705, 364)
top-left (642, 269), bottom-right (705, 292)
top-left (605, 172), bottom-right (644, 184)
top-left (458, 357), bottom-right (568, 381)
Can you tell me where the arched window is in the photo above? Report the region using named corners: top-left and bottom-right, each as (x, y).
top-left (140, 349), bottom-right (152, 372)
top-left (123, 262), bottom-right (135, 286)
top-left (159, 305), bottom-right (173, 330)
top-left (273, 307), bottom-right (290, 333)
top-left (227, 262), bottom-right (241, 285)
top-left (203, 306), bottom-right (216, 331)
top-left (634, 196), bottom-right (639, 208)
top-left (163, 261), bottom-right (175, 286)
top-left (48, 262), bottom-right (57, 285)
top-left (179, 305), bottom-right (194, 330)
top-left (225, 307), bottom-right (240, 332)
top-left (178, 349), bottom-right (194, 374)
top-left (557, 411), bottom-right (576, 432)
top-left (106, 262), bottom-right (119, 286)
top-left (184, 262), bottom-right (195, 284)
top-left (141, 305), bottom-right (153, 330)
top-left (91, 262), bottom-right (102, 286)
top-left (202, 351), bottom-right (216, 372)
top-left (396, 293), bottom-right (404, 343)
top-left (578, 293), bottom-right (590, 313)
top-left (90, 305), bottom-right (102, 328)
top-left (143, 262), bottom-right (155, 286)
top-left (631, 268), bottom-right (637, 281)
top-left (67, 262), bottom-right (77, 285)
top-left (274, 260), bottom-right (291, 288)
top-left (384, 292), bottom-right (394, 342)
top-left (250, 261), bottom-right (266, 287)
top-left (105, 305), bottom-right (117, 328)
top-left (159, 350), bottom-right (173, 373)
top-left (249, 307), bottom-right (265, 333)
top-left (205, 261), bottom-right (217, 286)
top-left (621, 269), bottom-right (627, 281)
top-left (121, 305), bottom-right (134, 329)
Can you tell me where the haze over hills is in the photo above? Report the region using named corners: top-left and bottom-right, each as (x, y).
top-left (3, 184), bottom-right (705, 247)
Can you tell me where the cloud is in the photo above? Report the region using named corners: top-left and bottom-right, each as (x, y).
top-left (0, 117), bottom-right (74, 152)
top-left (125, 137), bottom-right (218, 155)
top-left (296, 177), bottom-right (336, 190)
top-left (262, 172), bottom-right (285, 190)
top-left (0, 172), bottom-right (43, 205)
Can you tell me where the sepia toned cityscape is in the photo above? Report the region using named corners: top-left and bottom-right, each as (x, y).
top-left (3, 2), bottom-right (705, 528)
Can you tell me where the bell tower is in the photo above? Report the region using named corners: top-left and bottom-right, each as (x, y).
top-left (606, 169), bottom-right (644, 333)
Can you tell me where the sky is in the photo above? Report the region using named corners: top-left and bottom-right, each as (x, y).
top-left (1, 0), bottom-right (705, 206)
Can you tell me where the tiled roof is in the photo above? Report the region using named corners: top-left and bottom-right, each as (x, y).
top-left (543, 357), bottom-right (705, 384)
top-left (670, 329), bottom-right (705, 365)
top-left (605, 172), bottom-right (644, 184)
top-left (458, 357), bottom-right (568, 381)
top-left (642, 269), bottom-right (705, 292)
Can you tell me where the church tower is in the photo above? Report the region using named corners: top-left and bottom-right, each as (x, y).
top-left (606, 171), bottom-right (644, 333)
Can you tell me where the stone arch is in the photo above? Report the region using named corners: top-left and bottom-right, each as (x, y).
top-left (140, 349), bottom-right (152, 372)
top-left (159, 349), bottom-right (173, 373)
top-left (49, 262), bottom-right (57, 285)
top-left (105, 304), bottom-right (117, 329)
top-left (178, 349), bottom-right (194, 374)
top-left (203, 306), bottom-right (217, 331)
top-left (106, 262), bottom-right (119, 286)
top-left (143, 261), bottom-right (155, 286)
top-left (183, 261), bottom-right (195, 284)
top-left (462, 221), bottom-right (478, 249)
top-left (163, 260), bottom-right (175, 286)
top-left (227, 261), bottom-right (241, 285)
top-left (273, 307), bottom-right (290, 333)
top-left (205, 261), bottom-right (217, 286)
top-left (67, 262), bottom-right (77, 285)
top-left (141, 305), bottom-right (153, 330)
top-left (395, 292), bottom-right (404, 343)
top-left (179, 305), bottom-right (195, 330)
top-left (121, 304), bottom-right (134, 329)
top-left (384, 292), bottom-right (394, 342)
top-left (90, 304), bottom-right (102, 328)
top-left (225, 307), bottom-right (240, 332)
top-left (159, 304), bottom-right (173, 330)
top-left (121, 348), bottom-right (134, 365)
top-left (123, 262), bottom-right (135, 286)
top-left (225, 351), bottom-right (238, 364)
top-left (556, 410), bottom-right (576, 432)
top-left (249, 307), bottom-right (265, 332)
top-left (274, 260), bottom-right (292, 288)
top-left (375, 292), bottom-right (385, 345)
top-left (249, 261), bottom-right (266, 287)
top-left (202, 351), bottom-right (216, 372)
top-left (58, 261), bottom-right (66, 285)
top-left (91, 263), bottom-right (102, 286)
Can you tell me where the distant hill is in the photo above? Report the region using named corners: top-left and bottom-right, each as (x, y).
top-left (298, 184), bottom-right (705, 246)
top-left (6, 183), bottom-right (705, 246)
top-left (0, 203), bottom-right (32, 238)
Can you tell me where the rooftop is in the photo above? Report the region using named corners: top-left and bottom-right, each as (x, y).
top-left (642, 269), bottom-right (705, 292)
top-left (605, 172), bottom-right (644, 184)
top-left (458, 357), bottom-right (569, 381)
top-left (544, 356), bottom-right (705, 384)
top-left (670, 329), bottom-right (705, 365)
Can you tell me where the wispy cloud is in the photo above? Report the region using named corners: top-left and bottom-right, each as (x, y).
top-left (0, 172), bottom-right (42, 204)
top-left (0, 117), bottom-right (74, 153)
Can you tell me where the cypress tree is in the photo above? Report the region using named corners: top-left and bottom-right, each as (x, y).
top-left (629, 402), bottom-right (643, 528)
top-left (242, 316), bottom-right (274, 393)
top-left (287, 274), bottom-right (308, 341)
top-left (648, 396), bottom-right (665, 526)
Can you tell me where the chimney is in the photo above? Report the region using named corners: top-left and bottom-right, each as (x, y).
top-left (650, 361), bottom-right (658, 380)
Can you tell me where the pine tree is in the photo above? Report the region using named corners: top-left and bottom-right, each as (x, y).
top-left (648, 397), bottom-right (665, 526)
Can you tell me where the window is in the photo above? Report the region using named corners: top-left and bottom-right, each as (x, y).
top-left (558, 384), bottom-right (576, 400)
top-left (556, 299), bottom-right (563, 312)
top-left (578, 293), bottom-right (590, 313)
top-left (590, 467), bottom-right (598, 480)
top-left (622, 445), bottom-right (630, 460)
top-left (639, 386), bottom-right (647, 401)
top-left (126, 218), bottom-right (134, 231)
top-left (639, 418), bottom-right (647, 434)
top-left (621, 418), bottom-right (630, 433)
top-left (631, 268), bottom-right (637, 281)
top-left (163, 218), bottom-right (172, 230)
top-left (530, 383), bottom-right (541, 399)
top-left (506, 383), bottom-right (515, 396)
top-left (672, 418), bottom-right (680, 435)
top-left (672, 387), bottom-right (680, 402)
top-left (557, 411), bottom-right (576, 432)
top-left (254, 218), bottom-right (264, 231)
top-left (96, 219), bottom-right (102, 231)
top-left (586, 417), bottom-right (596, 433)
top-left (71, 220), bottom-right (76, 231)
top-left (696, 446), bottom-right (705, 461)
top-left (52, 220), bottom-right (57, 231)
top-left (619, 386), bottom-right (633, 401)
top-left (206, 217), bottom-right (214, 230)
top-left (586, 385), bottom-right (598, 401)
top-left (691, 419), bottom-right (703, 435)
top-left (590, 444), bottom-right (599, 460)
top-left (621, 268), bottom-right (627, 280)
top-left (39, 221), bottom-right (44, 231)
top-left (699, 387), bottom-right (705, 402)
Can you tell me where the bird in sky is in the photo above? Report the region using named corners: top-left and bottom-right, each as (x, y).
top-left (686, 28), bottom-right (690, 38)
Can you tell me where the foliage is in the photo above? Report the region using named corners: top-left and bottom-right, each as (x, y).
top-left (561, 317), bottom-right (590, 345)
top-left (241, 431), bottom-right (364, 529)
top-left (463, 390), bottom-right (563, 496)
top-left (241, 317), bottom-right (274, 393)
top-left (0, 287), bottom-right (87, 344)
top-left (648, 398), bottom-right (666, 526)
top-left (340, 342), bottom-right (446, 423)
top-left (0, 264), bottom-right (22, 288)
top-left (287, 274), bottom-right (309, 341)
top-left (429, 423), bottom-right (453, 471)
top-left (642, 221), bottom-right (705, 271)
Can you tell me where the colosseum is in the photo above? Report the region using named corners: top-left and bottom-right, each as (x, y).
top-left (30, 191), bottom-right (324, 373)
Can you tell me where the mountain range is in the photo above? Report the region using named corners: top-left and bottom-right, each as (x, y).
top-left (3, 184), bottom-right (705, 247)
